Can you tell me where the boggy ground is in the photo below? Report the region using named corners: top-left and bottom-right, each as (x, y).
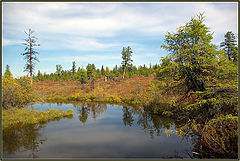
top-left (33, 76), bottom-right (161, 106)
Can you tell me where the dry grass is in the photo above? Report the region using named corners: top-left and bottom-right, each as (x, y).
top-left (33, 76), bottom-right (155, 102)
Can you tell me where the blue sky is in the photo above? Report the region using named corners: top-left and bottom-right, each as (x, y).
top-left (2, 2), bottom-right (238, 78)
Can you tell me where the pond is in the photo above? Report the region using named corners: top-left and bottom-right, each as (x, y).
top-left (3, 102), bottom-right (196, 159)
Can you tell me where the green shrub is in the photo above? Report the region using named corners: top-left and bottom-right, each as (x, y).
top-left (2, 76), bottom-right (34, 109)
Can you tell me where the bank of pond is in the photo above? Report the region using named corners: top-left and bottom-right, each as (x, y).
top-left (2, 102), bottom-right (237, 159)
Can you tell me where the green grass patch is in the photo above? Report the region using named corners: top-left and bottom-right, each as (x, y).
top-left (2, 108), bottom-right (73, 130)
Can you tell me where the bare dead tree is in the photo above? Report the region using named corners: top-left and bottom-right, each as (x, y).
top-left (22, 29), bottom-right (40, 85)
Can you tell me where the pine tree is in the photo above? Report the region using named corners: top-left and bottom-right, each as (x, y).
top-left (160, 13), bottom-right (216, 95)
top-left (4, 65), bottom-right (12, 78)
top-left (86, 64), bottom-right (93, 79)
top-left (71, 61), bottom-right (77, 75)
top-left (56, 65), bottom-right (62, 77)
top-left (36, 70), bottom-right (42, 81)
top-left (101, 65), bottom-right (105, 76)
top-left (22, 28), bottom-right (40, 85)
top-left (220, 31), bottom-right (238, 61)
top-left (121, 46), bottom-right (133, 79)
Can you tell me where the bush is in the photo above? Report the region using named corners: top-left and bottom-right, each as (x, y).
top-left (194, 114), bottom-right (238, 158)
top-left (2, 76), bottom-right (34, 109)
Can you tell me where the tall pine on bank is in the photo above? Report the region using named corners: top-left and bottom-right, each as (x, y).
top-left (22, 29), bottom-right (40, 85)
top-left (159, 13), bottom-right (216, 96)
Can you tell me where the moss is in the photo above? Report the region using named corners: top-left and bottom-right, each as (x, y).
top-left (2, 108), bottom-right (73, 130)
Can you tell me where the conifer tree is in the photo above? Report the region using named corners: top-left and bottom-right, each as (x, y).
top-left (121, 46), bottom-right (133, 79)
top-left (22, 28), bottom-right (40, 85)
top-left (220, 31), bottom-right (238, 62)
top-left (160, 13), bottom-right (216, 95)
top-left (101, 65), bottom-right (105, 76)
top-left (71, 61), bottom-right (77, 75)
top-left (4, 65), bottom-right (12, 78)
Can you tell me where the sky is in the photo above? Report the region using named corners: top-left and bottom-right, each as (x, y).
top-left (2, 2), bottom-right (238, 78)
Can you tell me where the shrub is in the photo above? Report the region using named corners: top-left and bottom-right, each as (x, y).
top-left (194, 114), bottom-right (238, 158)
top-left (2, 76), bottom-right (34, 109)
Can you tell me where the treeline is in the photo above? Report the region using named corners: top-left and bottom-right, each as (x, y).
top-left (33, 63), bottom-right (160, 82)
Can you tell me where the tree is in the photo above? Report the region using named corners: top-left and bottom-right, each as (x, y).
top-left (71, 61), bottom-right (77, 76)
top-left (101, 65), bottom-right (105, 76)
top-left (36, 70), bottom-right (42, 81)
top-left (56, 65), bottom-right (62, 77)
top-left (86, 64), bottom-right (93, 79)
top-left (106, 66), bottom-right (110, 75)
top-left (22, 28), bottom-right (40, 85)
top-left (160, 13), bottom-right (216, 96)
top-left (4, 65), bottom-right (12, 78)
top-left (121, 46), bottom-right (133, 79)
top-left (220, 31), bottom-right (238, 62)
top-left (113, 65), bottom-right (120, 77)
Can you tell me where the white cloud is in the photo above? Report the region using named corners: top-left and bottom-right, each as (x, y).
top-left (39, 36), bottom-right (120, 51)
top-left (3, 2), bottom-right (237, 46)
top-left (2, 38), bottom-right (21, 46)
top-left (40, 54), bottom-right (121, 63)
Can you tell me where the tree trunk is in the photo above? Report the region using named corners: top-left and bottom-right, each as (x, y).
top-left (30, 72), bottom-right (33, 85)
top-left (104, 76), bottom-right (107, 82)
top-left (29, 31), bottom-right (33, 85)
top-left (122, 67), bottom-right (126, 79)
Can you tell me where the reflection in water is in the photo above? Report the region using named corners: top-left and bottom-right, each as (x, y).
top-left (4, 102), bottom-right (194, 158)
top-left (76, 102), bottom-right (107, 124)
top-left (3, 124), bottom-right (47, 158)
top-left (76, 102), bottom-right (177, 140)
top-left (122, 106), bottom-right (134, 126)
top-left (137, 111), bottom-right (174, 139)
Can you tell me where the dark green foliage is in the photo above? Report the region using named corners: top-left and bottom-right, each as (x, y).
top-left (56, 65), bottom-right (62, 77)
top-left (121, 46), bottom-right (133, 79)
top-left (71, 61), bottom-right (77, 75)
top-left (220, 31), bottom-right (238, 62)
top-left (160, 13), bottom-right (216, 95)
top-left (86, 64), bottom-right (96, 79)
top-left (36, 70), bottom-right (43, 81)
top-left (76, 67), bottom-right (88, 81)
top-left (33, 62), bottom-right (157, 82)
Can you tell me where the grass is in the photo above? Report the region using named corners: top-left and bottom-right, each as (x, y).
top-left (33, 76), bottom-right (158, 107)
top-left (2, 108), bottom-right (73, 130)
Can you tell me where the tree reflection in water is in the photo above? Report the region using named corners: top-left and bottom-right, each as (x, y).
top-left (76, 103), bottom-right (178, 140)
top-left (122, 106), bottom-right (134, 126)
top-left (76, 102), bottom-right (107, 124)
top-left (3, 124), bottom-right (47, 158)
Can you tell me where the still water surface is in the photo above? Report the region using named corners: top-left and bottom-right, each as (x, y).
top-left (3, 102), bottom-right (195, 158)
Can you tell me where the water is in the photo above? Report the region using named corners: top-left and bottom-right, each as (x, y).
top-left (3, 102), bottom-right (195, 158)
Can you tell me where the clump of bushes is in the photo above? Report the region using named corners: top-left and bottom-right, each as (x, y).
top-left (2, 75), bottom-right (35, 109)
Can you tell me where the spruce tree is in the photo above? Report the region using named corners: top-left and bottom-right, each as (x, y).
top-left (220, 31), bottom-right (238, 61)
top-left (160, 13), bottom-right (216, 95)
top-left (4, 65), bottom-right (12, 78)
top-left (22, 28), bottom-right (40, 85)
top-left (121, 46), bottom-right (133, 79)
